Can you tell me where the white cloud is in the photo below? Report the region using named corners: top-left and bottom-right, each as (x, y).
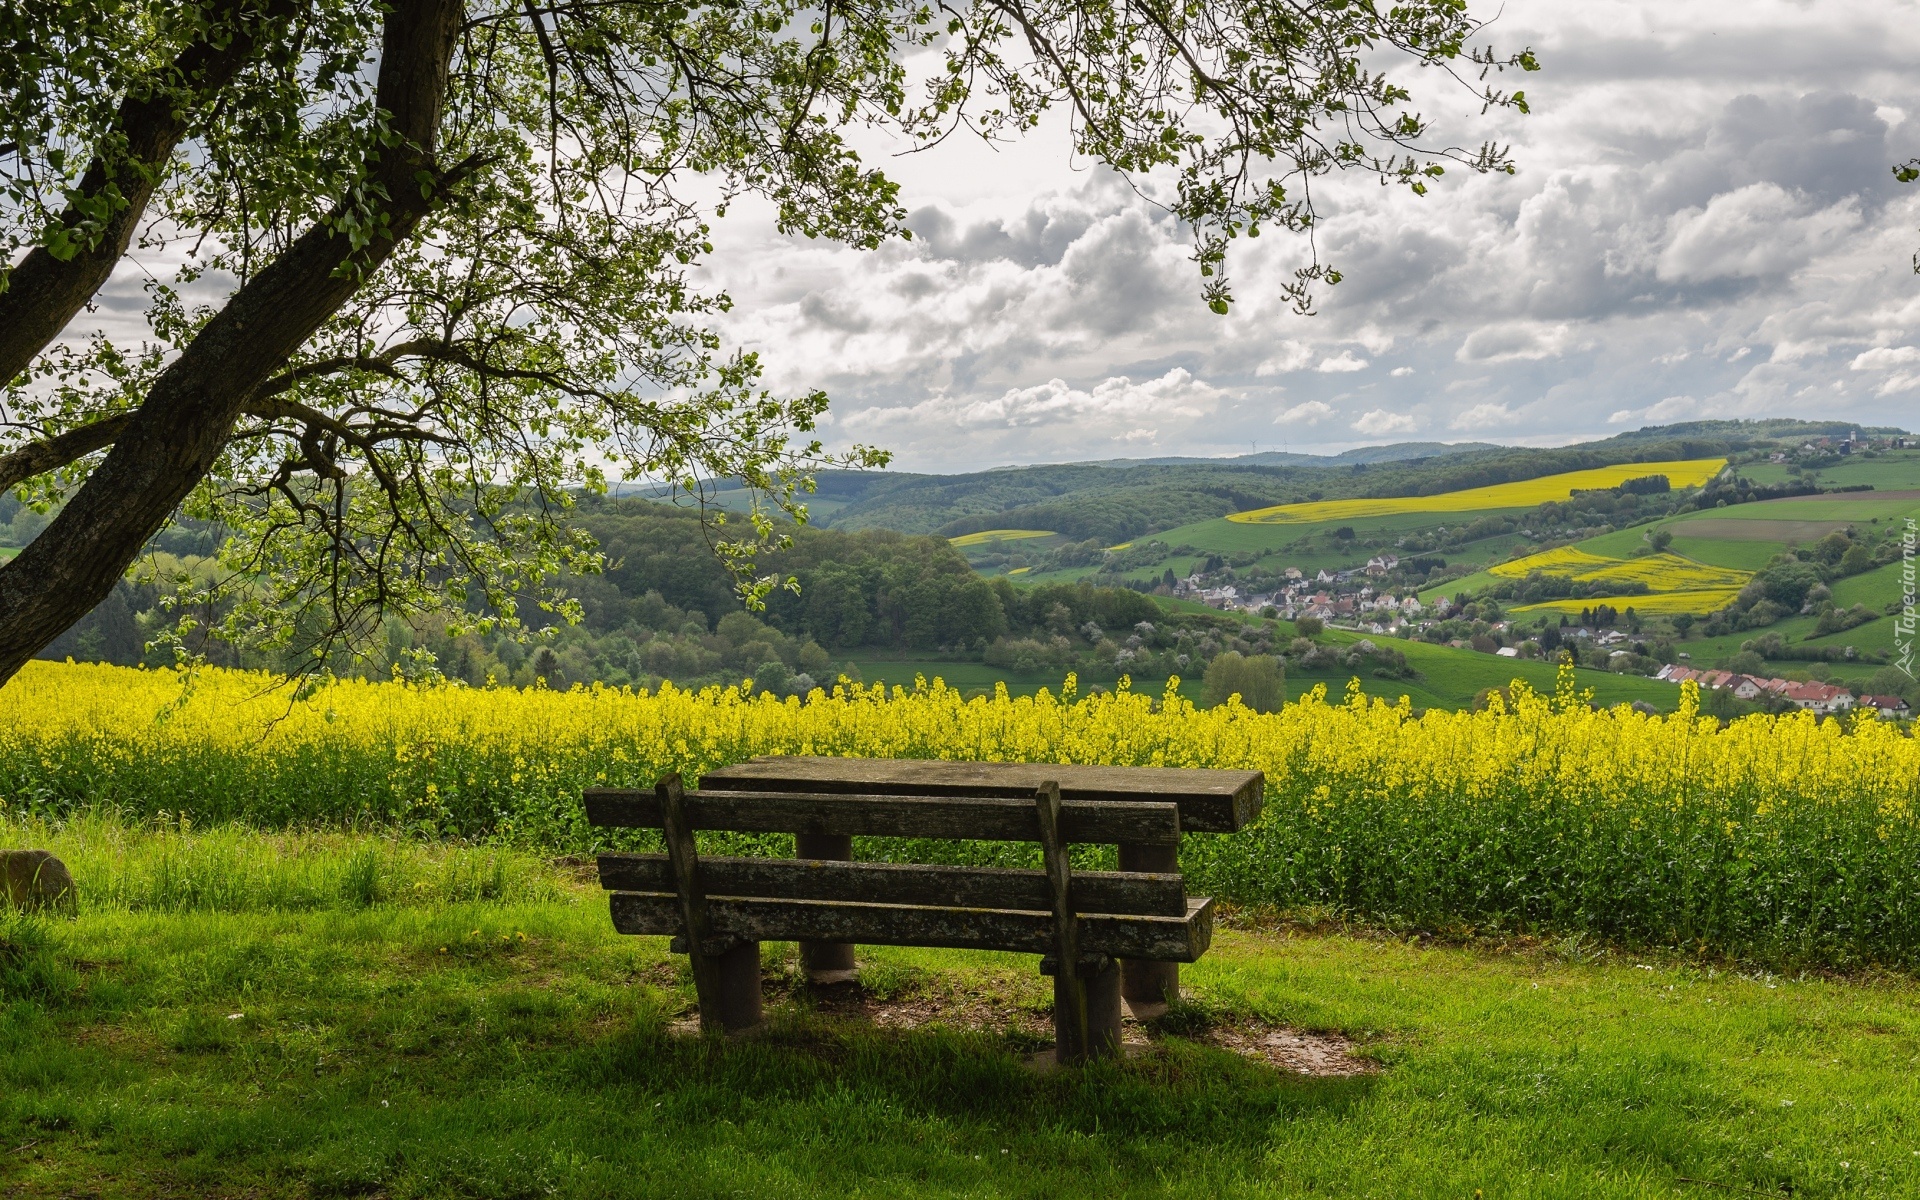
top-left (1451, 403), bottom-right (1514, 430)
top-left (1851, 345), bottom-right (1920, 370)
top-left (1274, 400), bottom-right (1335, 424)
top-left (1608, 395), bottom-right (1704, 426)
top-left (1353, 409), bottom-right (1420, 436)
top-left (1456, 323), bottom-right (1575, 364)
top-left (1656, 184), bottom-right (1861, 283)
top-left (1315, 351), bottom-right (1370, 373)
top-left (1254, 342), bottom-right (1314, 376)
top-left (960, 368), bottom-right (1222, 427)
top-left (1390, 366), bottom-right (1415, 377)
top-left (845, 368), bottom-right (1223, 438)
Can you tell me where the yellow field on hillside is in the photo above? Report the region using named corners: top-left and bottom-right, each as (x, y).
top-left (1491, 547), bottom-right (1752, 592)
top-left (1515, 589), bottom-right (1746, 616)
top-left (948, 528), bottom-right (1056, 548)
top-left (1227, 458), bottom-right (1728, 525)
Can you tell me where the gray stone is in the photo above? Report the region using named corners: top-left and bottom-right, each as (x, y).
top-left (1, 850), bottom-right (77, 914)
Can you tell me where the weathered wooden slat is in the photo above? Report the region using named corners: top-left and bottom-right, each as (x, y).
top-left (596, 853), bottom-right (1187, 917)
top-left (659, 777), bottom-right (754, 1033)
top-left (583, 788), bottom-right (1179, 845)
top-left (608, 893), bottom-right (1214, 962)
top-left (701, 756), bottom-right (1265, 833)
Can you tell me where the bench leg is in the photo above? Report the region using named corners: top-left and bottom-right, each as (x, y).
top-left (1055, 958), bottom-right (1123, 1063)
top-left (710, 940), bottom-right (764, 1033)
top-left (795, 833), bottom-right (858, 984)
top-left (1118, 842), bottom-right (1180, 1017)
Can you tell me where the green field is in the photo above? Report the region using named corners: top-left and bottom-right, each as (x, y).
top-left (1309, 630), bottom-right (1681, 711)
top-left (1669, 559), bottom-right (1909, 681)
top-left (1738, 448), bottom-right (1920, 490)
top-left (1661, 536), bottom-right (1785, 572)
top-left (848, 619), bottom-right (1684, 712)
top-left (1427, 489), bottom-right (1920, 623)
top-left (7, 819), bottom-right (1920, 1199)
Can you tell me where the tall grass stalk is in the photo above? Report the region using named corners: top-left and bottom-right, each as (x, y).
top-left (0, 809), bottom-right (573, 914)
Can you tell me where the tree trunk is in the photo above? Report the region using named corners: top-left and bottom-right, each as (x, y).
top-left (0, 0), bottom-right (291, 387)
top-left (0, 0), bottom-right (464, 686)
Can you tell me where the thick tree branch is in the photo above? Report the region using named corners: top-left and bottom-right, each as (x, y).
top-left (0, 0), bottom-right (297, 388)
top-left (0, 414), bottom-right (136, 494)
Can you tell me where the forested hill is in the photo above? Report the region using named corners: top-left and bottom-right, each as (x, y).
top-left (789, 420), bottom-right (1894, 544)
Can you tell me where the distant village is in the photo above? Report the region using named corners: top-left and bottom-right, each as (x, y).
top-left (1652, 664), bottom-right (1909, 720)
top-left (1175, 552), bottom-right (1912, 721)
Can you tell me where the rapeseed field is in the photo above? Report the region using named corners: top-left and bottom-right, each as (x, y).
top-left (1227, 457), bottom-right (1727, 524)
top-left (947, 529), bottom-right (1057, 547)
top-left (3, 660), bottom-right (1917, 966)
top-left (1488, 545), bottom-right (1753, 614)
top-left (1490, 546), bottom-right (1751, 591)
top-left (1511, 589), bottom-right (1747, 615)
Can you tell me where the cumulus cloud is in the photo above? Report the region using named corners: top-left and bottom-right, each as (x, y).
top-left (1315, 351), bottom-right (1370, 373)
top-left (1657, 185), bottom-right (1862, 283)
top-left (1255, 342), bottom-right (1315, 376)
top-left (1353, 409), bottom-right (1420, 436)
top-left (849, 368), bottom-right (1223, 435)
top-left (961, 368), bottom-right (1222, 427)
top-left (1274, 400), bottom-right (1335, 424)
top-left (1457, 323), bottom-right (1575, 364)
top-left (1451, 403), bottom-right (1514, 430)
top-left (1851, 345), bottom-right (1920, 369)
top-left (1608, 395), bottom-right (1706, 425)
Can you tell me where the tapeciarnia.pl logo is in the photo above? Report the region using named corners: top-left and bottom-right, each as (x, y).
top-left (1898, 516), bottom-right (1917, 681)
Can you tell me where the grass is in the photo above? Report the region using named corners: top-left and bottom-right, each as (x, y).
top-left (1662, 536), bottom-right (1786, 572)
top-left (6, 819), bottom-right (1920, 1198)
top-left (1671, 494), bottom-right (1919, 524)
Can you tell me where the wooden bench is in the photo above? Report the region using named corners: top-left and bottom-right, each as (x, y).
top-left (585, 757), bottom-right (1264, 1063)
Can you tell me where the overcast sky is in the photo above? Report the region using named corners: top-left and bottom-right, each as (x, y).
top-left (696, 0), bottom-right (1920, 472)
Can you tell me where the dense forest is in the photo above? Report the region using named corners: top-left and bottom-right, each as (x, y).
top-left (12, 497), bottom-right (1283, 694)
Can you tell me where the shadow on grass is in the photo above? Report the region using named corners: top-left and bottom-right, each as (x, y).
top-left (575, 1008), bottom-right (1376, 1150)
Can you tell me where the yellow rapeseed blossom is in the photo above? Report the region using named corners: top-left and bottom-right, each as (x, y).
top-left (1227, 458), bottom-right (1727, 524)
top-left (2, 659), bottom-right (1915, 963)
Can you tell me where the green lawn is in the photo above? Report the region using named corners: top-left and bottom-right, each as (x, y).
top-left (6, 822), bottom-right (1920, 1199)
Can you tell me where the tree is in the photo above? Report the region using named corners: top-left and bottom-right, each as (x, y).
top-left (1202, 651), bottom-right (1284, 713)
top-left (0, 0), bottom-right (1535, 688)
